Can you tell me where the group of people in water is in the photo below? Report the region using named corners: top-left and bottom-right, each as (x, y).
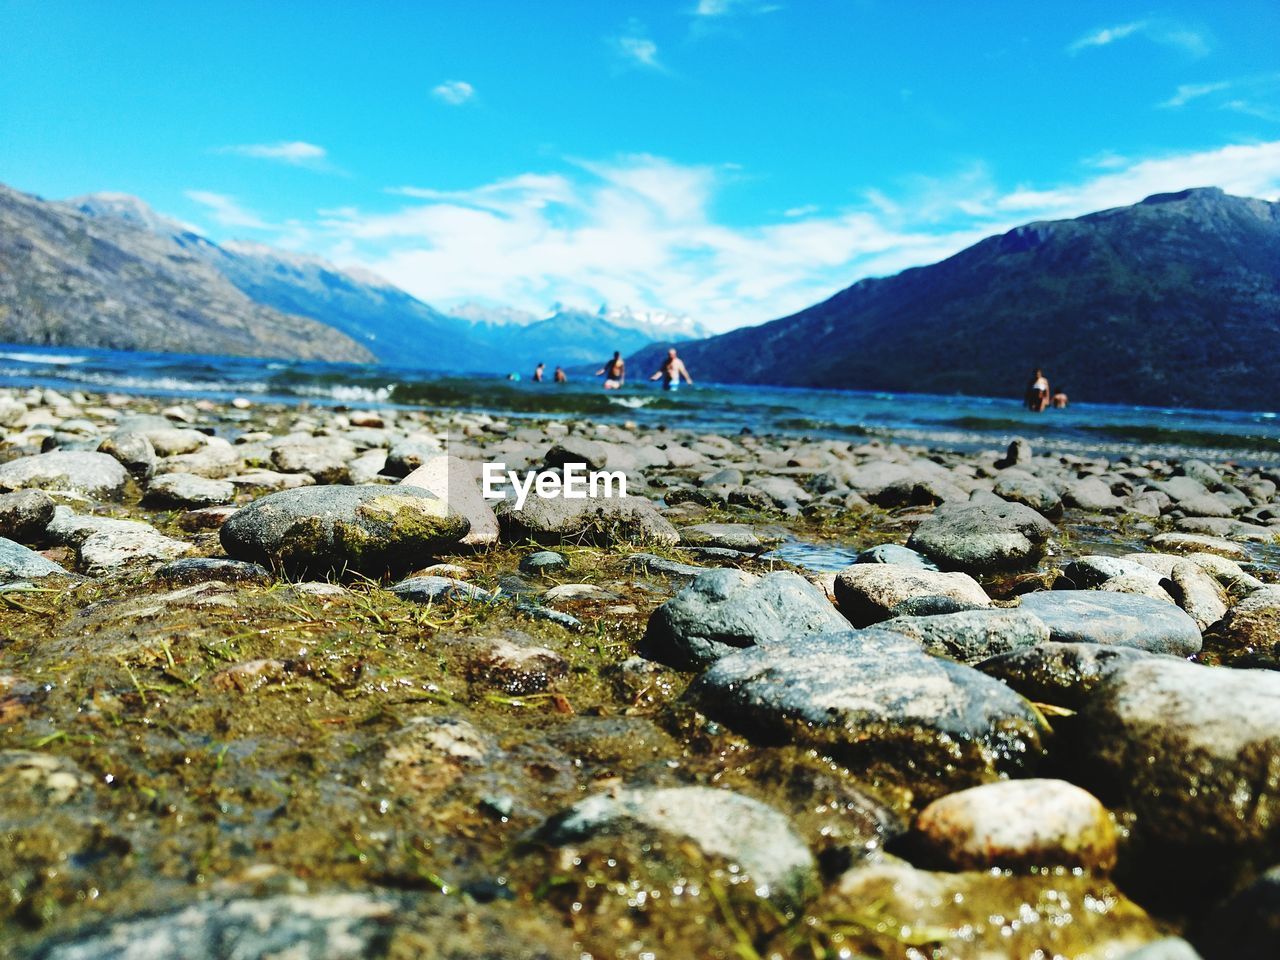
top-left (1025, 368), bottom-right (1068, 411)
top-left (521, 348), bottom-right (694, 391)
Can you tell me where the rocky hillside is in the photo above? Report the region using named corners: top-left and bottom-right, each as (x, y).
top-left (630, 188), bottom-right (1280, 410)
top-left (0, 185), bottom-right (374, 363)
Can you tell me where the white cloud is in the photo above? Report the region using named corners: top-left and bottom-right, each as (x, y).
top-left (1069, 20), bottom-right (1208, 57)
top-left (611, 22), bottom-right (663, 70)
top-left (1160, 80), bottom-right (1232, 108)
top-left (694, 0), bottom-right (780, 16)
top-left (242, 141), bottom-right (1280, 334)
top-left (219, 141), bottom-right (329, 167)
top-left (184, 191), bottom-right (271, 230)
top-left (432, 80), bottom-right (475, 105)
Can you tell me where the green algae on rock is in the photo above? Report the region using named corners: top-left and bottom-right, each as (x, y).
top-left (220, 484), bottom-right (470, 576)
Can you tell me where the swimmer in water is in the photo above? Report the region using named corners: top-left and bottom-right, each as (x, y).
top-left (650, 348), bottom-right (693, 392)
top-left (596, 351), bottom-right (625, 390)
top-left (533, 363), bottom-right (545, 383)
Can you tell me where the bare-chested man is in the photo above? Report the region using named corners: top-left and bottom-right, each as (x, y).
top-left (650, 348), bottom-right (693, 391)
top-left (596, 351), bottom-right (625, 389)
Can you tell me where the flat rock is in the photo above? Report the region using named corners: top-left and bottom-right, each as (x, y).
top-left (913, 778), bottom-right (1117, 871)
top-left (0, 537), bottom-right (70, 583)
top-left (0, 451), bottom-right (129, 500)
top-left (536, 785), bottom-right (818, 910)
top-left (977, 641), bottom-right (1160, 709)
top-left (399, 456), bottom-right (499, 548)
top-left (907, 496), bottom-right (1054, 572)
top-left (154, 557), bottom-right (272, 586)
top-left (1063, 476), bottom-right (1125, 512)
top-left (1058, 555), bottom-right (1167, 589)
top-left (143, 473), bottom-right (234, 508)
top-left (834, 564), bottom-right (990, 627)
top-left (878, 608), bottom-right (1050, 663)
top-left (1150, 532), bottom-right (1250, 560)
top-left (679, 522), bottom-right (779, 552)
top-left (389, 576), bottom-right (497, 604)
top-left (853, 543), bottom-right (938, 570)
top-left (688, 630), bottom-right (1046, 792)
top-left (644, 567), bottom-right (851, 668)
top-left (993, 470), bottom-right (1063, 517)
top-left (1018, 590), bottom-right (1202, 655)
top-left (221, 485), bottom-right (469, 576)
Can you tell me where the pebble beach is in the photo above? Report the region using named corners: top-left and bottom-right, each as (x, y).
top-left (2, 383), bottom-right (1280, 959)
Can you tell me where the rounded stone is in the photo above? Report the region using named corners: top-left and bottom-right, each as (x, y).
top-left (0, 451), bottom-right (130, 501)
top-left (1017, 590), bottom-right (1202, 656)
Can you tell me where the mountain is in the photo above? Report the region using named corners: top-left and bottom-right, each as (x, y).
top-left (629, 188), bottom-right (1280, 410)
top-left (63, 190), bottom-right (707, 372)
top-left (0, 184), bottom-right (374, 362)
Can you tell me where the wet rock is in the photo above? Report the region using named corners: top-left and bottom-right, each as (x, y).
top-left (834, 564), bottom-right (990, 627)
top-left (821, 855), bottom-right (1162, 958)
top-left (609, 656), bottom-right (680, 707)
top-left (1017, 590), bottom-right (1202, 655)
top-left (913, 778), bottom-right (1117, 871)
top-left (1077, 658), bottom-right (1280, 879)
top-left (210, 658), bottom-right (295, 693)
top-left (878, 608), bottom-right (1050, 663)
top-left (464, 635), bottom-right (567, 694)
top-left (644, 568), bottom-right (850, 669)
top-left (977, 642), bottom-right (1160, 709)
top-left (0, 489), bottom-right (55, 542)
top-left (688, 630), bottom-right (1045, 792)
top-left (0, 451), bottom-right (129, 500)
top-left (890, 594), bottom-right (988, 617)
top-left (399, 456), bottom-right (499, 547)
top-left (143, 473), bottom-right (235, 508)
top-left (518, 550), bottom-right (568, 574)
top-left (1150, 532), bottom-right (1250, 560)
top-left (907, 496), bottom-right (1054, 572)
top-left (1196, 864), bottom-right (1280, 960)
top-left (220, 485), bottom-right (469, 576)
top-left (96, 430), bottom-right (156, 481)
top-left (536, 785), bottom-right (818, 910)
top-left (679, 522), bottom-right (780, 552)
top-left (380, 715), bottom-right (494, 797)
top-left (390, 575), bottom-right (497, 604)
top-left (29, 893), bottom-right (401, 960)
top-left (154, 557), bottom-right (272, 586)
top-left (496, 494), bottom-right (678, 547)
top-left (513, 598), bottom-right (584, 631)
top-left (853, 543), bottom-right (937, 569)
top-left (1207, 586), bottom-right (1280, 663)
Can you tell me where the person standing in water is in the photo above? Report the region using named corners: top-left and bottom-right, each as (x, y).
top-left (650, 348), bottom-right (693, 391)
top-left (596, 351), bottom-right (625, 389)
top-left (554, 366), bottom-right (567, 384)
top-left (1025, 368), bottom-right (1050, 412)
top-left (533, 363), bottom-right (545, 383)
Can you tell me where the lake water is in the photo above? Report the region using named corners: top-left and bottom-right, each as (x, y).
top-left (3, 342), bottom-right (1280, 464)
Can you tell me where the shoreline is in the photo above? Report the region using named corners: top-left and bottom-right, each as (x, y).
top-left (2, 383), bottom-right (1279, 957)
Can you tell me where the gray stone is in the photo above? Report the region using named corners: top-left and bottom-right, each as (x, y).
top-left (624, 553), bottom-right (707, 580)
top-left (994, 470), bottom-right (1063, 517)
top-left (1018, 590), bottom-right (1202, 655)
top-left (1058, 555), bottom-right (1167, 590)
top-left (0, 451), bottom-right (129, 500)
top-left (977, 642), bottom-right (1161, 710)
top-left (543, 436), bottom-right (610, 472)
top-left (913, 778), bottom-right (1116, 871)
top-left (143, 473), bottom-right (234, 508)
top-left (834, 564), bottom-right (990, 627)
top-left (853, 543), bottom-right (938, 570)
top-left (519, 550), bottom-right (568, 574)
top-left (0, 489), bottom-right (55, 542)
top-left (220, 485), bottom-right (469, 576)
top-left (536, 786), bottom-right (818, 910)
top-left (97, 431), bottom-right (156, 481)
top-left (907, 496), bottom-right (1054, 572)
top-left (154, 557), bottom-right (272, 586)
top-left (0, 537), bottom-right (69, 583)
top-left (383, 437), bottom-right (441, 477)
top-left (879, 608), bottom-right (1050, 663)
top-left (1207, 586), bottom-right (1280, 663)
top-left (496, 494), bottom-right (678, 547)
top-left (390, 576), bottom-right (497, 604)
top-left (1150, 532), bottom-right (1250, 560)
top-left (1063, 476), bottom-right (1124, 512)
top-left (679, 522), bottom-right (780, 552)
top-left (644, 568), bottom-right (851, 669)
top-left (688, 630), bottom-right (1046, 790)
top-left (1167, 559), bottom-right (1228, 631)
top-left (270, 438), bottom-right (354, 483)
top-left (513, 597), bottom-right (584, 631)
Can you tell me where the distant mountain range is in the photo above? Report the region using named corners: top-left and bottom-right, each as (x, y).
top-left (1, 182), bottom-right (708, 372)
top-left (630, 187), bottom-right (1280, 410)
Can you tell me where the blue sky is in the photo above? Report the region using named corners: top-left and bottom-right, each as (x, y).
top-left (2, 1), bottom-right (1279, 331)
